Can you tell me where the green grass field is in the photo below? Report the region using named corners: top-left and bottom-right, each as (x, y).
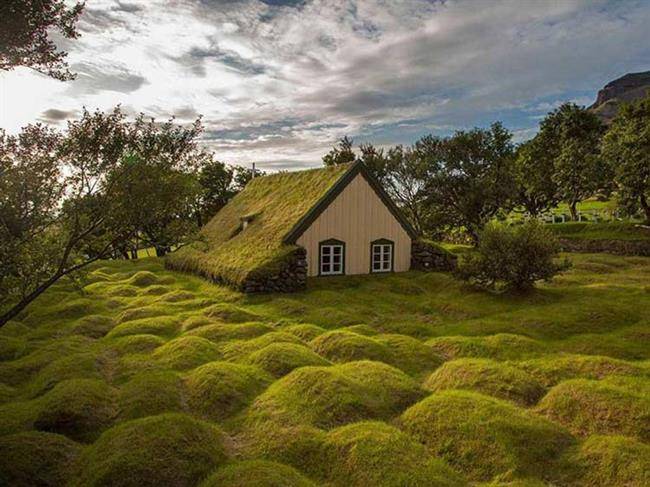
top-left (1, 254), bottom-right (649, 486)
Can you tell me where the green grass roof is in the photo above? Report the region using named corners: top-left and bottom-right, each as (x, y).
top-left (167, 164), bottom-right (351, 286)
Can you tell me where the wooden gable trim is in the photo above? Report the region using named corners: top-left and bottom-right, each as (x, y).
top-left (282, 161), bottom-right (418, 244)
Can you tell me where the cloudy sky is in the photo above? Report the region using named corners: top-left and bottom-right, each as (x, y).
top-left (1, 0), bottom-right (649, 170)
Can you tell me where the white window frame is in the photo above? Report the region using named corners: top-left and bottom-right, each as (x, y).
top-left (371, 241), bottom-right (393, 273)
top-left (320, 241), bottom-right (344, 276)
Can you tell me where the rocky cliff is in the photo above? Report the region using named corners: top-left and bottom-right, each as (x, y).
top-left (589, 71), bottom-right (650, 123)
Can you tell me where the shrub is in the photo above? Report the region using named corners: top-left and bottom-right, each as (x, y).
top-left (199, 460), bottom-right (316, 487)
top-left (117, 370), bottom-right (185, 421)
top-left (0, 431), bottom-right (81, 487)
top-left (247, 343), bottom-right (331, 377)
top-left (250, 361), bottom-right (423, 429)
top-left (424, 358), bottom-right (546, 406)
top-left (536, 378), bottom-right (650, 440)
top-left (400, 390), bottom-right (573, 481)
top-left (185, 361), bottom-right (271, 421)
top-left (33, 379), bottom-right (116, 443)
top-left (324, 421), bottom-right (464, 487)
top-left (71, 413), bottom-right (228, 487)
top-left (456, 221), bottom-right (571, 291)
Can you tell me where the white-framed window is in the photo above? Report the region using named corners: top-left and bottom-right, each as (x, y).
top-left (320, 240), bottom-right (345, 275)
top-left (371, 240), bottom-right (393, 273)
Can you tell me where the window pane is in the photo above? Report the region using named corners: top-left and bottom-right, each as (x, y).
top-left (322, 246), bottom-right (331, 255)
top-left (322, 264), bottom-right (330, 273)
top-left (373, 262), bottom-right (381, 270)
top-left (333, 255), bottom-right (340, 264)
top-left (333, 246), bottom-right (341, 255)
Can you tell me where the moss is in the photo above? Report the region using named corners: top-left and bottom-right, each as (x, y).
top-left (0, 335), bottom-right (26, 361)
top-left (199, 460), bottom-right (316, 487)
top-left (22, 298), bottom-right (100, 325)
top-left (426, 333), bottom-right (545, 361)
top-left (566, 435), bottom-right (650, 486)
top-left (516, 354), bottom-right (646, 388)
top-left (185, 361), bottom-right (271, 421)
top-left (247, 343), bottom-right (331, 377)
top-left (424, 359), bottom-right (546, 406)
top-left (203, 303), bottom-right (263, 322)
top-left (0, 399), bottom-right (39, 436)
top-left (116, 305), bottom-right (171, 324)
top-left (71, 413), bottom-right (229, 487)
top-left (106, 334), bottom-right (166, 355)
top-left (309, 330), bottom-right (392, 364)
top-left (0, 383), bottom-right (15, 403)
top-left (250, 361), bottom-right (424, 429)
top-left (282, 323), bottom-right (326, 341)
top-left (167, 164), bottom-right (349, 286)
top-left (23, 352), bottom-right (102, 399)
top-left (324, 421), bottom-right (464, 487)
top-left (140, 284), bottom-right (171, 296)
top-left (400, 390), bottom-right (573, 482)
top-left (33, 379), bottom-right (116, 443)
top-left (221, 332), bottom-right (305, 361)
top-left (105, 316), bottom-right (180, 339)
top-left (126, 271), bottom-right (161, 287)
top-left (158, 290), bottom-right (195, 302)
top-left (117, 370), bottom-right (185, 421)
top-left (182, 315), bottom-right (216, 331)
top-left (0, 431), bottom-right (81, 487)
top-left (375, 334), bottom-right (445, 376)
top-left (186, 322), bottom-right (273, 343)
top-left (72, 315), bottom-right (116, 338)
top-left (104, 284), bottom-right (139, 297)
top-left (342, 324), bottom-right (379, 336)
top-left (151, 336), bottom-right (221, 370)
top-left (536, 378), bottom-right (650, 440)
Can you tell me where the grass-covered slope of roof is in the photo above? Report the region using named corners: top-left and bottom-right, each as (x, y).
top-left (167, 164), bottom-right (351, 287)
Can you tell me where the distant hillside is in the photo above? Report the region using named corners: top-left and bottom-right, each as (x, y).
top-left (589, 70), bottom-right (650, 123)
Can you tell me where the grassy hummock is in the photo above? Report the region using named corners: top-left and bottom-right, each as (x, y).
top-left (400, 390), bottom-right (573, 482)
top-left (71, 413), bottom-right (229, 487)
top-left (246, 343), bottom-right (331, 377)
top-left (166, 164), bottom-right (350, 287)
top-left (424, 358), bottom-right (546, 406)
top-left (199, 460), bottom-right (316, 487)
top-left (151, 335), bottom-right (222, 370)
top-left (309, 330), bottom-right (392, 364)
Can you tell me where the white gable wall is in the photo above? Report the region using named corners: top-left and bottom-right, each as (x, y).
top-left (296, 172), bottom-right (412, 277)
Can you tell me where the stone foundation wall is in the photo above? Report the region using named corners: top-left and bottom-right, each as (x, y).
top-left (411, 240), bottom-right (457, 271)
top-left (242, 247), bottom-right (307, 293)
top-left (559, 238), bottom-right (650, 257)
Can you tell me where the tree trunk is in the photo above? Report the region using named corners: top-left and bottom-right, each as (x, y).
top-left (569, 201), bottom-right (579, 221)
top-left (0, 272), bottom-right (63, 327)
top-left (130, 248), bottom-right (138, 259)
top-left (155, 246), bottom-right (169, 257)
top-left (641, 194), bottom-right (650, 224)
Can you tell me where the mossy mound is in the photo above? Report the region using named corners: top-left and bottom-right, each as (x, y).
top-left (221, 332), bottom-right (305, 361)
top-left (0, 399), bottom-right (39, 436)
top-left (185, 361), bottom-right (271, 421)
top-left (186, 322), bottom-right (273, 343)
top-left (103, 284), bottom-right (138, 297)
top-left (0, 383), bottom-right (15, 403)
top-left (251, 361), bottom-right (423, 429)
top-left (401, 390), bottom-right (573, 481)
top-left (516, 354), bottom-right (646, 387)
top-left (71, 413), bottom-right (228, 487)
top-left (282, 323), bottom-right (326, 341)
top-left (247, 343), bottom-right (331, 377)
top-left (199, 460), bottom-right (316, 487)
top-left (151, 336), bottom-right (221, 370)
top-left (424, 358), bottom-right (546, 406)
top-left (182, 315), bottom-right (216, 332)
top-left (426, 333), bottom-right (544, 361)
top-left (309, 330), bottom-right (392, 364)
top-left (116, 305), bottom-right (170, 324)
top-left (567, 435), bottom-right (650, 486)
top-left (536, 379), bottom-right (650, 440)
top-left (33, 379), bottom-right (116, 443)
top-left (23, 352), bottom-right (102, 398)
top-left (106, 334), bottom-right (166, 355)
top-left (203, 303), bottom-right (262, 323)
top-left (125, 271), bottom-right (161, 287)
top-left (22, 298), bottom-right (99, 324)
top-left (72, 315), bottom-right (116, 338)
top-left (342, 324), bottom-right (379, 336)
top-left (324, 421), bottom-right (464, 487)
top-left (0, 334), bottom-right (26, 361)
top-left (105, 316), bottom-right (180, 339)
top-left (139, 284), bottom-right (171, 296)
top-left (239, 422), bottom-right (329, 479)
top-left (0, 431), bottom-right (81, 487)
top-left (158, 290), bottom-right (196, 302)
top-left (117, 371), bottom-right (184, 421)
top-left (375, 334), bottom-right (445, 376)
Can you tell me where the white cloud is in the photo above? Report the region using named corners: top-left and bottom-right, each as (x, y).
top-left (1, 0), bottom-right (649, 169)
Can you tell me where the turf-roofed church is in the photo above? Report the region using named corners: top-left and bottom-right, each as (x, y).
top-left (167, 161), bottom-right (452, 292)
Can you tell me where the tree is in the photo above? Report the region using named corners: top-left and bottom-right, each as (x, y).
top-left (423, 123), bottom-right (516, 243)
top-left (322, 136), bottom-right (356, 166)
top-left (513, 138), bottom-right (560, 217)
top-left (456, 221), bottom-right (571, 292)
top-left (197, 158), bottom-right (235, 225)
top-left (0, 0), bottom-right (85, 80)
top-left (536, 103), bottom-right (606, 220)
top-left (0, 107), bottom-right (209, 326)
top-left (232, 165), bottom-right (264, 190)
top-left (602, 94), bottom-right (650, 223)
